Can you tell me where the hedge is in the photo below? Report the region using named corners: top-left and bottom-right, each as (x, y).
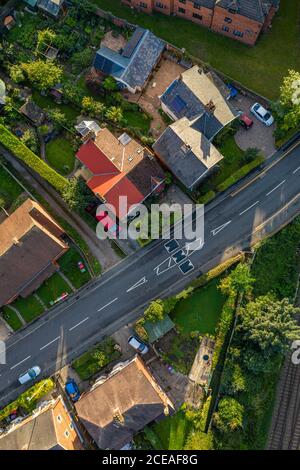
top-left (198, 190), bottom-right (216, 205)
top-left (212, 292), bottom-right (237, 368)
top-left (191, 254), bottom-right (244, 289)
top-left (216, 155), bottom-right (264, 193)
top-left (0, 379), bottom-right (54, 422)
top-left (0, 125), bottom-right (69, 194)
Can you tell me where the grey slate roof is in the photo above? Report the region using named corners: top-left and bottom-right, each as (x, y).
top-left (0, 409), bottom-right (61, 450)
top-left (37, 0), bottom-right (63, 17)
top-left (215, 0), bottom-right (275, 23)
top-left (161, 78), bottom-right (206, 121)
top-left (94, 28), bottom-right (165, 91)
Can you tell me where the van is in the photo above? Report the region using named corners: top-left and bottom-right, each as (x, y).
top-left (18, 366), bottom-right (41, 385)
top-left (128, 336), bottom-right (149, 355)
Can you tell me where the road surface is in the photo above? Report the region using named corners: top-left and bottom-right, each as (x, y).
top-left (1, 141), bottom-right (300, 406)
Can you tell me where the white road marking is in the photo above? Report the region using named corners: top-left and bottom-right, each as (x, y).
top-left (40, 336), bottom-right (60, 351)
top-left (69, 317), bottom-right (89, 331)
top-left (97, 297), bottom-right (118, 312)
top-left (211, 220), bottom-right (232, 236)
top-left (185, 237), bottom-right (204, 255)
top-left (239, 201), bottom-right (259, 216)
top-left (266, 180), bottom-right (286, 196)
top-left (10, 356), bottom-right (31, 370)
top-left (126, 277), bottom-right (148, 293)
top-left (293, 166), bottom-right (300, 174)
top-left (154, 257), bottom-right (176, 276)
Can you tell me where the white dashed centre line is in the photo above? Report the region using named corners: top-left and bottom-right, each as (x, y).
top-left (266, 180), bottom-right (286, 196)
top-left (293, 166), bottom-right (300, 174)
top-left (97, 297), bottom-right (118, 312)
top-left (40, 336), bottom-right (60, 351)
top-left (239, 201), bottom-right (259, 217)
top-left (69, 317), bottom-right (89, 332)
top-left (10, 355), bottom-right (31, 370)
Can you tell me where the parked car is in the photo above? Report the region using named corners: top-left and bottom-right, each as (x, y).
top-left (65, 379), bottom-right (80, 402)
top-left (128, 336), bottom-right (149, 355)
top-left (77, 261), bottom-right (86, 273)
top-left (18, 366), bottom-right (41, 385)
top-left (239, 113), bottom-right (254, 130)
top-left (250, 103), bottom-right (274, 126)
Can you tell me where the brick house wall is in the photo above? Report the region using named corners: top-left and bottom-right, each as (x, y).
top-left (261, 4), bottom-right (277, 33)
top-left (210, 5), bottom-right (262, 46)
top-left (173, 0), bottom-right (213, 28)
top-left (121, 0), bottom-right (154, 13)
top-left (154, 0), bottom-right (173, 15)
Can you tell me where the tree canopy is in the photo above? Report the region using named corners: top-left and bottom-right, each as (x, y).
top-left (22, 60), bottom-right (63, 91)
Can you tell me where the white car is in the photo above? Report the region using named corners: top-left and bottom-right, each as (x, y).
top-left (250, 103), bottom-right (274, 126)
top-left (18, 366), bottom-right (41, 385)
top-left (128, 336), bottom-right (149, 355)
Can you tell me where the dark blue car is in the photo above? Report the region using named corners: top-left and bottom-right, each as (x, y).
top-left (65, 379), bottom-right (80, 402)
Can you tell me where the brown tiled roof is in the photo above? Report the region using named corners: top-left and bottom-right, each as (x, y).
top-left (0, 199), bottom-right (68, 305)
top-left (75, 356), bottom-right (174, 449)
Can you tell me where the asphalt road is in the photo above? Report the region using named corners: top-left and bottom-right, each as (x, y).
top-left (1, 140), bottom-right (300, 406)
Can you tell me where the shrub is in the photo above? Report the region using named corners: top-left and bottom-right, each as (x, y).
top-left (216, 155), bottom-right (264, 193)
top-left (213, 397), bottom-right (244, 433)
top-left (198, 190), bottom-right (216, 205)
top-left (0, 125), bottom-right (68, 194)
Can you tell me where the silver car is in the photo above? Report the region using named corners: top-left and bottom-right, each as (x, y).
top-left (18, 366), bottom-right (41, 385)
top-left (250, 103), bottom-right (274, 126)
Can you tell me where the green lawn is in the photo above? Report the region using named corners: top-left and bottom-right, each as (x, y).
top-left (124, 109), bottom-right (151, 133)
top-left (152, 411), bottom-right (191, 450)
top-left (2, 307), bottom-right (22, 331)
top-left (59, 247), bottom-right (91, 289)
top-left (72, 337), bottom-right (121, 380)
top-left (32, 91), bottom-right (79, 122)
top-left (35, 272), bottom-right (72, 307)
top-left (45, 136), bottom-right (75, 175)
top-left (12, 296), bottom-right (44, 323)
top-left (171, 278), bottom-right (225, 335)
top-left (93, 0), bottom-right (300, 100)
top-left (0, 165), bottom-right (24, 210)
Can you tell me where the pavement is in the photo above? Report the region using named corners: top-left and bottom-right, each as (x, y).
top-left (1, 139), bottom-right (300, 406)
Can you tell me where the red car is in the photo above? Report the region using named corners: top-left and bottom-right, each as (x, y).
top-left (78, 261), bottom-right (86, 273)
top-left (239, 113), bottom-right (253, 130)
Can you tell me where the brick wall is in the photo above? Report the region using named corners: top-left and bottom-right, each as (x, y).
top-left (173, 0), bottom-right (213, 28)
top-left (154, 0), bottom-right (173, 15)
top-left (211, 5), bottom-right (262, 46)
top-left (121, 0), bottom-right (154, 13)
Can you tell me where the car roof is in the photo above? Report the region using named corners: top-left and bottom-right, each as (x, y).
top-left (240, 114), bottom-right (253, 125)
top-left (66, 381), bottom-right (77, 393)
top-left (256, 105), bottom-right (267, 116)
top-left (129, 336), bottom-right (141, 347)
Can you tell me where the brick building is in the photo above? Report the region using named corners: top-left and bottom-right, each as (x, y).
top-left (120, 0), bottom-right (280, 46)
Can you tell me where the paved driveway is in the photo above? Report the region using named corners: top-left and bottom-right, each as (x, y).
top-left (233, 95), bottom-right (276, 158)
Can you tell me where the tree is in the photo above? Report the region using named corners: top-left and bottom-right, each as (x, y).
top-left (47, 108), bottom-right (67, 130)
top-left (63, 81), bottom-right (84, 106)
top-left (36, 29), bottom-right (56, 53)
top-left (275, 69), bottom-right (300, 131)
top-left (144, 299), bottom-right (165, 323)
top-left (105, 106), bottom-right (123, 123)
top-left (213, 397), bottom-right (244, 433)
top-left (238, 296), bottom-right (300, 356)
top-left (81, 96), bottom-right (105, 118)
top-left (62, 177), bottom-right (94, 211)
top-left (22, 60), bottom-right (63, 91)
top-left (103, 76), bottom-right (118, 92)
top-left (9, 65), bottom-right (25, 84)
top-left (221, 361), bottom-right (246, 395)
top-left (20, 129), bottom-right (38, 154)
top-left (184, 430), bottom-right (213, 450)
top-left (70, 49), bottom-right (93, 75)
top-left (219, 263), bottom-right (254, 296)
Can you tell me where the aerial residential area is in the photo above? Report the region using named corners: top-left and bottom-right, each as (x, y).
top-left (0, 0), bottom-right (300, 458)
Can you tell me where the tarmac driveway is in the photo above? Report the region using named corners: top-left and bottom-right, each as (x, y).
top-left (233, 95), bottom-right (276, 158)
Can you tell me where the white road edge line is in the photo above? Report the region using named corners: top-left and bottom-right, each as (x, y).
top-left (239, 201), bottom-right (259, 216)
top-left (10, 356), bottom-right (31, 370)
top-left (97, 298), bottom-right (118, 312)
top-left (39, 336), bottom-right (61, 351)
top-left (69, 317), bottom-right (89, 331)
top-left (293, 166), bottom-right (300, 174)
top-left (266, 180), bottom-right (286, 196)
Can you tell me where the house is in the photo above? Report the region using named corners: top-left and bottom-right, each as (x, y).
top-left (19, 99), bottom-right (45, 126)
top-left (76, 127), bottom-right (165, 219)
top-left (0, 396), bottom-right (83, 450)
top-left (75, 120), bottom-right (101, 141)
top-left (160, 65), bottom-right (238, 138)
top-left (0, 199), bottom-right (68, 307)
top-left (120, 1), bottom-right (280, 46)
top-left (75, 356), bottom-right (174, 450)
top-left (23, 0), bottom-right (39, 11)
top-left (94, 27), bottom-right (165, 93)
top-left (153, 66), bottom-right (238, 188)
top-left (37, 0), bottom-right (65, 19)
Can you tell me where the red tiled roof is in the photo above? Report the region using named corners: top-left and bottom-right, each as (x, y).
top-left (76, 141), bottom-right (117, 175)
top-left (77, 140), bottom-right (145, 218)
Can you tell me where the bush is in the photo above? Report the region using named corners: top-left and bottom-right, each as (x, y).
top-left (0, 125), bottom-right (68, 194)
top-left (217, 155), bottom-right (264, 193)
top-left (191, 254), bottom-right (244, 289)
top-left (198, 190), bottom-right (216, 205)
